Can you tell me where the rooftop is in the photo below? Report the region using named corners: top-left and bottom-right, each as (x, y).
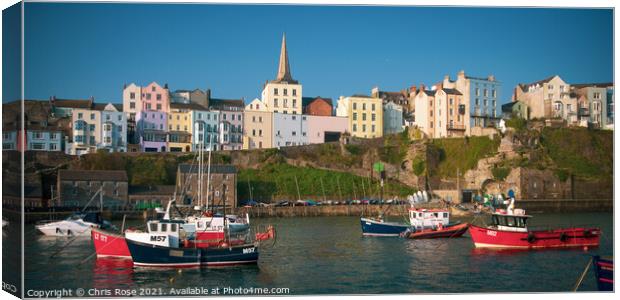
top-left (58, 169), bottom-right (129, 182)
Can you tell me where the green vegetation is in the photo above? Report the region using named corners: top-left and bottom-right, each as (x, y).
top-left (237, 163), bottom-right (416, 202)
top-left (430, 136), bottom-right (500, 178)
top-left (491, 167), bottom-right (511, 181)
top-left (541, 127), bottom-right (613, 179)
top-left (505, 117), bottom-right (528, 133)
top-left (411, 156), bottom-right (426, 176)
top-left (380, 131), bottom-right (412, 165)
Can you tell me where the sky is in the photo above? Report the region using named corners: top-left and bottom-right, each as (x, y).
top-left (3, 3), bottom-right (614, 105)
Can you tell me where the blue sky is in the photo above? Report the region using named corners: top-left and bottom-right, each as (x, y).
top-left (4, 3), bottom-right (614, 104)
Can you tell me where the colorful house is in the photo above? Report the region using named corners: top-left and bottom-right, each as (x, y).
top-left (306, 115), bottom-right (348, 144)
top-left (382, 101), bottom-right (404, 135)
top-left (69, 103), bottom-right (127, 155)
top-left (243, 98), bottom-right (273, 150)
top-left (336, 95), bottom-right (383, 139)
top-left (302, 96), bottom-right (333, 116)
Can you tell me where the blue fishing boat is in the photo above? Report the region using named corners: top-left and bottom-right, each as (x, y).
top-left (592, 255), bottom-right (613, 291)
top-left (126, 238), bottom-right (259, 267)
top-left (360, 217), bottom-right (410, 236)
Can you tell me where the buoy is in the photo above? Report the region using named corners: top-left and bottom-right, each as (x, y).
top-left (583, 246), bottom-right (589, 251)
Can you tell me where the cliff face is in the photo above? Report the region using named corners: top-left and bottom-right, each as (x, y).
top-left (4, 126), bottom-right (613, 204)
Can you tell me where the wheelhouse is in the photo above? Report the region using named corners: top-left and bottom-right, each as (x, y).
top-left (408, 209), bottom-right (450, 229)
top-left (490, 213), bottom-right (531, 232)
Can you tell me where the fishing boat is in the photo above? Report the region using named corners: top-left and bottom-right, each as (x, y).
top-left (592, 256), bottom-right (613, 291)
top-left (92, 227), bottom-right (131, 259)
top-left (360, 216), bottom-right (411, 236)
top-left (36, 212), bottom-right (114, 237)
top-left (400, 208), bottom-right (469, 239)
top-left (469, 206), bottom-right (601, 249)
top-left (124, 217), bottom-right (259, 268)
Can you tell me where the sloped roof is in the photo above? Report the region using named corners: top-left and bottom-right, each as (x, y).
top-left (58, 169), bottom-right (128, 182)
top-left (571, 82), bottom-right (614, 89)
top-left (178, 164), bottom-right (237, 174)
top-left (129, 185), bottom-right (176, 196)
top-left (302, 96), bottom-right (333, 107)
top-left (52, 98), bottom-right (94, 109)
top-left (208, 98), bottom-right (244, 110)
top-left (441, 88), bottom-right (462, 95)
top-left (170, 102), bottom-right (209, 111)
top-left (421, 90), bottom-right (437, 96)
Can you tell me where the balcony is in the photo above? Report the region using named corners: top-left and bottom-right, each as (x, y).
top-left (447, 124), bottom-right (466, 131)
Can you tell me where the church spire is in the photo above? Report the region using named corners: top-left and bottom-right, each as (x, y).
top-left (275, 33), bottom-right (296, 83)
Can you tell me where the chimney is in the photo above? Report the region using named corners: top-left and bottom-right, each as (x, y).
top-left (420, 84), bottom-right (426, 91)
top-left (488, 75), bottom-right (495, 82)
top-left (458, 70), bottom-right (465, 78)
top-left (371, 86), bottom-right (379, 98)
top-left (444, 75), bottom-right (450, 81)
top-left (164, 83), bottom-right (168, 89)
top-left (206, 89), bottom-right (211, 101)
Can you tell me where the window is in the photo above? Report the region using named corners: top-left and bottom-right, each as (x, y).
top-left (483, 89), bottom-right (488, 97)
top-left (130, 102), bottom-right (135, 109)
top-left (292, 131), bottom-right (297, 136)
top-left (284, 88), bottom-right (288, 96)
top-left (161, 223), bottom-right (167, 232)
top-left (130, 92), bottom-right (135, 99)
top-left (157, 104), bottom-right (162, 110)
top-left (371, 125), bottom-right (375, 132)
top-left (372, 104), bottom-right (376, 111)
top-left (594, 92), bottom-right (601, 99)
top-left (90, 113), bottom-right (95, 120)
top-left (475, 88), bottom-right (480, 96)
top-left (449, 98), bottom-right (453, 105)
top-left (293, 99), bottom-right (297, 108)
top-left (372, 114), bottom-right (376, 121)
top-left (353, 124), bottom-right (357, 132)
top-left (353, 103), bottom-right (357, 110)
top-left (284, 99), bottom-right (288, 107)
top-left (50, 133), bottom-right (57, 140)
top-left (146, 93), bottom-right (151, 100)
top-left (362, 103), bottom-right (366, 110)
top-left (492, 90), bottom-right (496, 98)
top-left (274, 99), bottom-right (279, 107)
top-left (353, 113), bottom-right (357, 121)
top-left (151, 86), bottom-right (156, 92)
top-left (49, 143), bottom-right (57, 150)
top-left (156, 94), bottom-right (161, 100)
top-left (274, 88), bottom-right (278, 95)
top-left (548, 84), bottom-right (554, 90)
top-left (362, 113), bottom-right (367, 121)
top-left (78, 113), bottom-right (83, 119)
top-left (362, 124), bottom-right (366, 132)
top-left (292, 89), bottom-right (297, 96)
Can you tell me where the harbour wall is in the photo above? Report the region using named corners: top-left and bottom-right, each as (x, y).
top-left (9, 198), bottom-right (612, 223)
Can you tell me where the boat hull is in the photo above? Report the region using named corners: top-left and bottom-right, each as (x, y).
top-left (403, 223), bottom-right (469, 239)
top-left (36, 223), bottom-right (95, 237)
top-left (592, 255), bottom-right (613, 291)
top-left (126, 239), bottom-right (259, 268)
top-left (92, 228), bottom-right (131, 259)
top-left (469, 224), bottom-right (601, 249)
top-left (360, 218), bottom-right (410, 237)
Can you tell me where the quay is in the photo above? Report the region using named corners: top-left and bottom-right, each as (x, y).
top-left (4, 198), bottom-right (613, 223)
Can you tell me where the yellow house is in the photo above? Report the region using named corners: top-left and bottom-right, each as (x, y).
top-left (168, 110), bottom-right (193, 152)
top-left (336, 95), bottom-right (383, 138)
top-left (243, 99), bottom-right (274, 149)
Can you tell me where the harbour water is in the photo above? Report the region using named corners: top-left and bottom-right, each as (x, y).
top-left (12, 212), bottom-right (614, 295)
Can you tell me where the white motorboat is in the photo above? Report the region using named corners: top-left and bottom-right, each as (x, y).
top-left (36, 212), bottom-right (114, 237)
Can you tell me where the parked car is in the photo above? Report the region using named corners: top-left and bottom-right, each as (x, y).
top-left (275, 201), bottom-right (290, 207)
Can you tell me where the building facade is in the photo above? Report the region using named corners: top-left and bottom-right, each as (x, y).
top-left (302, 97), bottom-right (333, 116)
top-left (243, 99), bottom-right (273, 150)
top-left (513, 75), bottom-right (576, 123)
top-left (57, 170), bottom-right (128, 208)
top-left (412, 89), bottom-right (436, 138)
top-left (191, 108), bottom-right (220, 151)
top-left (168, 109), bottom-right (193, 152)
top-left (306, 115), bottom-right (348, 144)
top-left (176, 164), bottom-right (238, 208)
top-left (69, 103), bottom-right (127, 155)
top-left (273, 113), bottom-right (308, 147)
top-left (572, 83), bottom-right (612, 128)
top-left (434, 88), bottom-right (466, 138)
top-left (382, 101), bottom-right (404, 135)
top-left (210, 99), bottom-right (244, 151)
top-left (137, 110), bottom-right (168, 152)
top-left (336, 95), bottom-right (384, 139)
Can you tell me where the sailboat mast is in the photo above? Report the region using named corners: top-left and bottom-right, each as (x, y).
top-left (205, 137), bottom-right (213, 211)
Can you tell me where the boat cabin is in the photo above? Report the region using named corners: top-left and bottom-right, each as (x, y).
top-left (490, 213), bottom-right (531, 232)
top-left (408, 209), bottom-right (450, 229)
top-left (126, 220), bottom-right (183, 248)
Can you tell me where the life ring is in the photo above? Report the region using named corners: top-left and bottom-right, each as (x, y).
top-left (527, 232), bottom-right (536, 244)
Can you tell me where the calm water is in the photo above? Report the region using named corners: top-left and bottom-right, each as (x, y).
top-left (12, 213), bottom-right (614, 295)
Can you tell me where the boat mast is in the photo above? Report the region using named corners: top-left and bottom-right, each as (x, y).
top-left (205, 136), bottom-right (213, 211)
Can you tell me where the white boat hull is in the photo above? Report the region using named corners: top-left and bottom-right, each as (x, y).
top-left (36, 222), bottom-right (98, 237)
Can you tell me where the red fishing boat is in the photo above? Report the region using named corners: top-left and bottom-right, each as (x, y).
top-left (469, 209), bottom-right (601, 249)
top-left (92, 228), bottom-right (131, 259)
top-left (401, 222), bottom-right (469, 239)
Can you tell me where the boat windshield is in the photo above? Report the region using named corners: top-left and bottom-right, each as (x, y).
top-left (492, 215), bottom-right (528, 228)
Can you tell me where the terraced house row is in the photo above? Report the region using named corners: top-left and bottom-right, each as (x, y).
top-left (3, 35), bottom-right (613, 155)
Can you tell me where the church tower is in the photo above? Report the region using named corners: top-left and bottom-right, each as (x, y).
top-left (261, 33), bottom-right (303, 115)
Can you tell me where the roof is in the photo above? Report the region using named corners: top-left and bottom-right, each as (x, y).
top-left (52, 98), bottom-right (94, 109)
top-left (421, 90), bottom-right (437, 96)
top-left (58, 169), bottom-right (128, 182)
top-left (441, 88), bottom-right (462, 95)
top-left (178, 164), bottom-right (237, 174)
top-left (501, 102), bottom-right (516, 112)
top-left (92, 103), bottom-right (123, 112)
top-left (170, 102), bottom-right (208, 111)
top-left (208, 98), bottom-right (244, 110)
top-left (518, 75), bottom-right (557, 92)
top-left (302, 96), bottom-right (333, 107)
top-left (129, 185), bottom-right (176, 196)
top-left (571, 82), bottom-right (614, 89)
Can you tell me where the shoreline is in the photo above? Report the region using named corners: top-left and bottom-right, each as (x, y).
top-left (3, 198), bottom-right (613, 223)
